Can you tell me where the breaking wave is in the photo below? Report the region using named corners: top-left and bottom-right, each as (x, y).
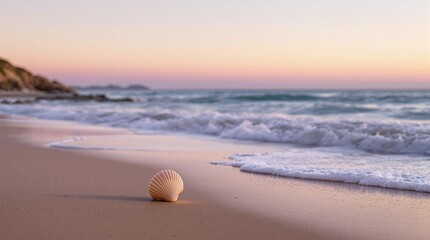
top-left (1, 104), bottom-right (429, 155)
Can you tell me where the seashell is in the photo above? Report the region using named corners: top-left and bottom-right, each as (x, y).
top-left (148, 170), bottom-right (184, 202)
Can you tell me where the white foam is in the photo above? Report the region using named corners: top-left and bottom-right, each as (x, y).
top-left (47, 136), bottom-right (147, 151)
top-left (1, 104), bottom-right (428, 155)
top-left (48, 136), bottom-right (87, 148)
top-left (212, 149), bottom-right (430, 193)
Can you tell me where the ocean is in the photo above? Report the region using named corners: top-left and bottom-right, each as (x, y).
top-left (1, 89), bottom-right (429, 192)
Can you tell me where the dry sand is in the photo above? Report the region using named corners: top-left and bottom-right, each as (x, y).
top-left (1, 116), bottom-right (429, 240)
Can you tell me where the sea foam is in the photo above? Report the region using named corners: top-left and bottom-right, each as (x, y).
top-left (47, 136), bottom-right (147, 151)
top-left (1, 104), bottom-right (429, 155)
top-left (213, 149), bottom-right (430, 192)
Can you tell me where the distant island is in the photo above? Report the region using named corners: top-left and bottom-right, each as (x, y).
top-left (74, 84), bottom-right (149, 91)
top-left (0, 57), bottom-right (75, 94)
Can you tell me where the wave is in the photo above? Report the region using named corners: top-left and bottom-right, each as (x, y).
top-left (1, 104), bottom-right (429, 155)
top-left (228, 91), bottom-right (430, 104)
top-left (230, 94), bottom-right (321, 102)
top-left (289, 103), bottom-right (378, 115)
top-left (212, 150), bottom-right (430, 193)
top-left (142, 93), bottom-right (323, 104)
top-left (47, 136), bottom-right (148, 151)
top-left (393, 109), bottom-right (430, 120)
top-left (131, 90), bottom-right (430, 104)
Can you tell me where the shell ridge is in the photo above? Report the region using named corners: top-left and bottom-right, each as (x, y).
top-left (148, 170), bottom-right (184, 202)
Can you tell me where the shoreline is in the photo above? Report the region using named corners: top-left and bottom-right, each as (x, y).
top-left (1, 115), bottom-right (429, 239)
top-left (0, 116), bottom-right (334, 240)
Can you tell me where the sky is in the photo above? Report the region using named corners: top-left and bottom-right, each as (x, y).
top-left (0, 0), bottom-right (429, 89)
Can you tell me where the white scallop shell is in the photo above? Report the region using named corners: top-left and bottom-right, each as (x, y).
top-left (148, 170), bottom-right (184, 202)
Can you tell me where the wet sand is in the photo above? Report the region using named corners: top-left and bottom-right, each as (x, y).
top-left (1, 116), bottom-right (429, 239)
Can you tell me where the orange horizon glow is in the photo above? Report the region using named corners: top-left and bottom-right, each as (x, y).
top-left (0, 0), bottom-right (428, 89)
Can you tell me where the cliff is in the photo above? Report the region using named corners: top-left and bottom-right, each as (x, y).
top-left (0, 57), bottom-right (75, 94)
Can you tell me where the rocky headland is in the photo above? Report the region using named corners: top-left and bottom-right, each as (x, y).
top-left (0, 57), bottom-right (74, 94)
top-left (0, 57), bottom-right (135, 104)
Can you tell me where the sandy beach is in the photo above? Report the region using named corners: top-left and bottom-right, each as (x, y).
top-left (2, 0), bottom-right (429, 238)
top-left (1, 116), bottom-right (429, 240)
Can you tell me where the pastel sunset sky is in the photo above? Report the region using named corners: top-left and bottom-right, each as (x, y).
top-left (1, 0), bottom-right (429, 89)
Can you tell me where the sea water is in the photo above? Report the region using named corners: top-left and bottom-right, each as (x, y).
top-left (1, 89), bottom-right (429, 192)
